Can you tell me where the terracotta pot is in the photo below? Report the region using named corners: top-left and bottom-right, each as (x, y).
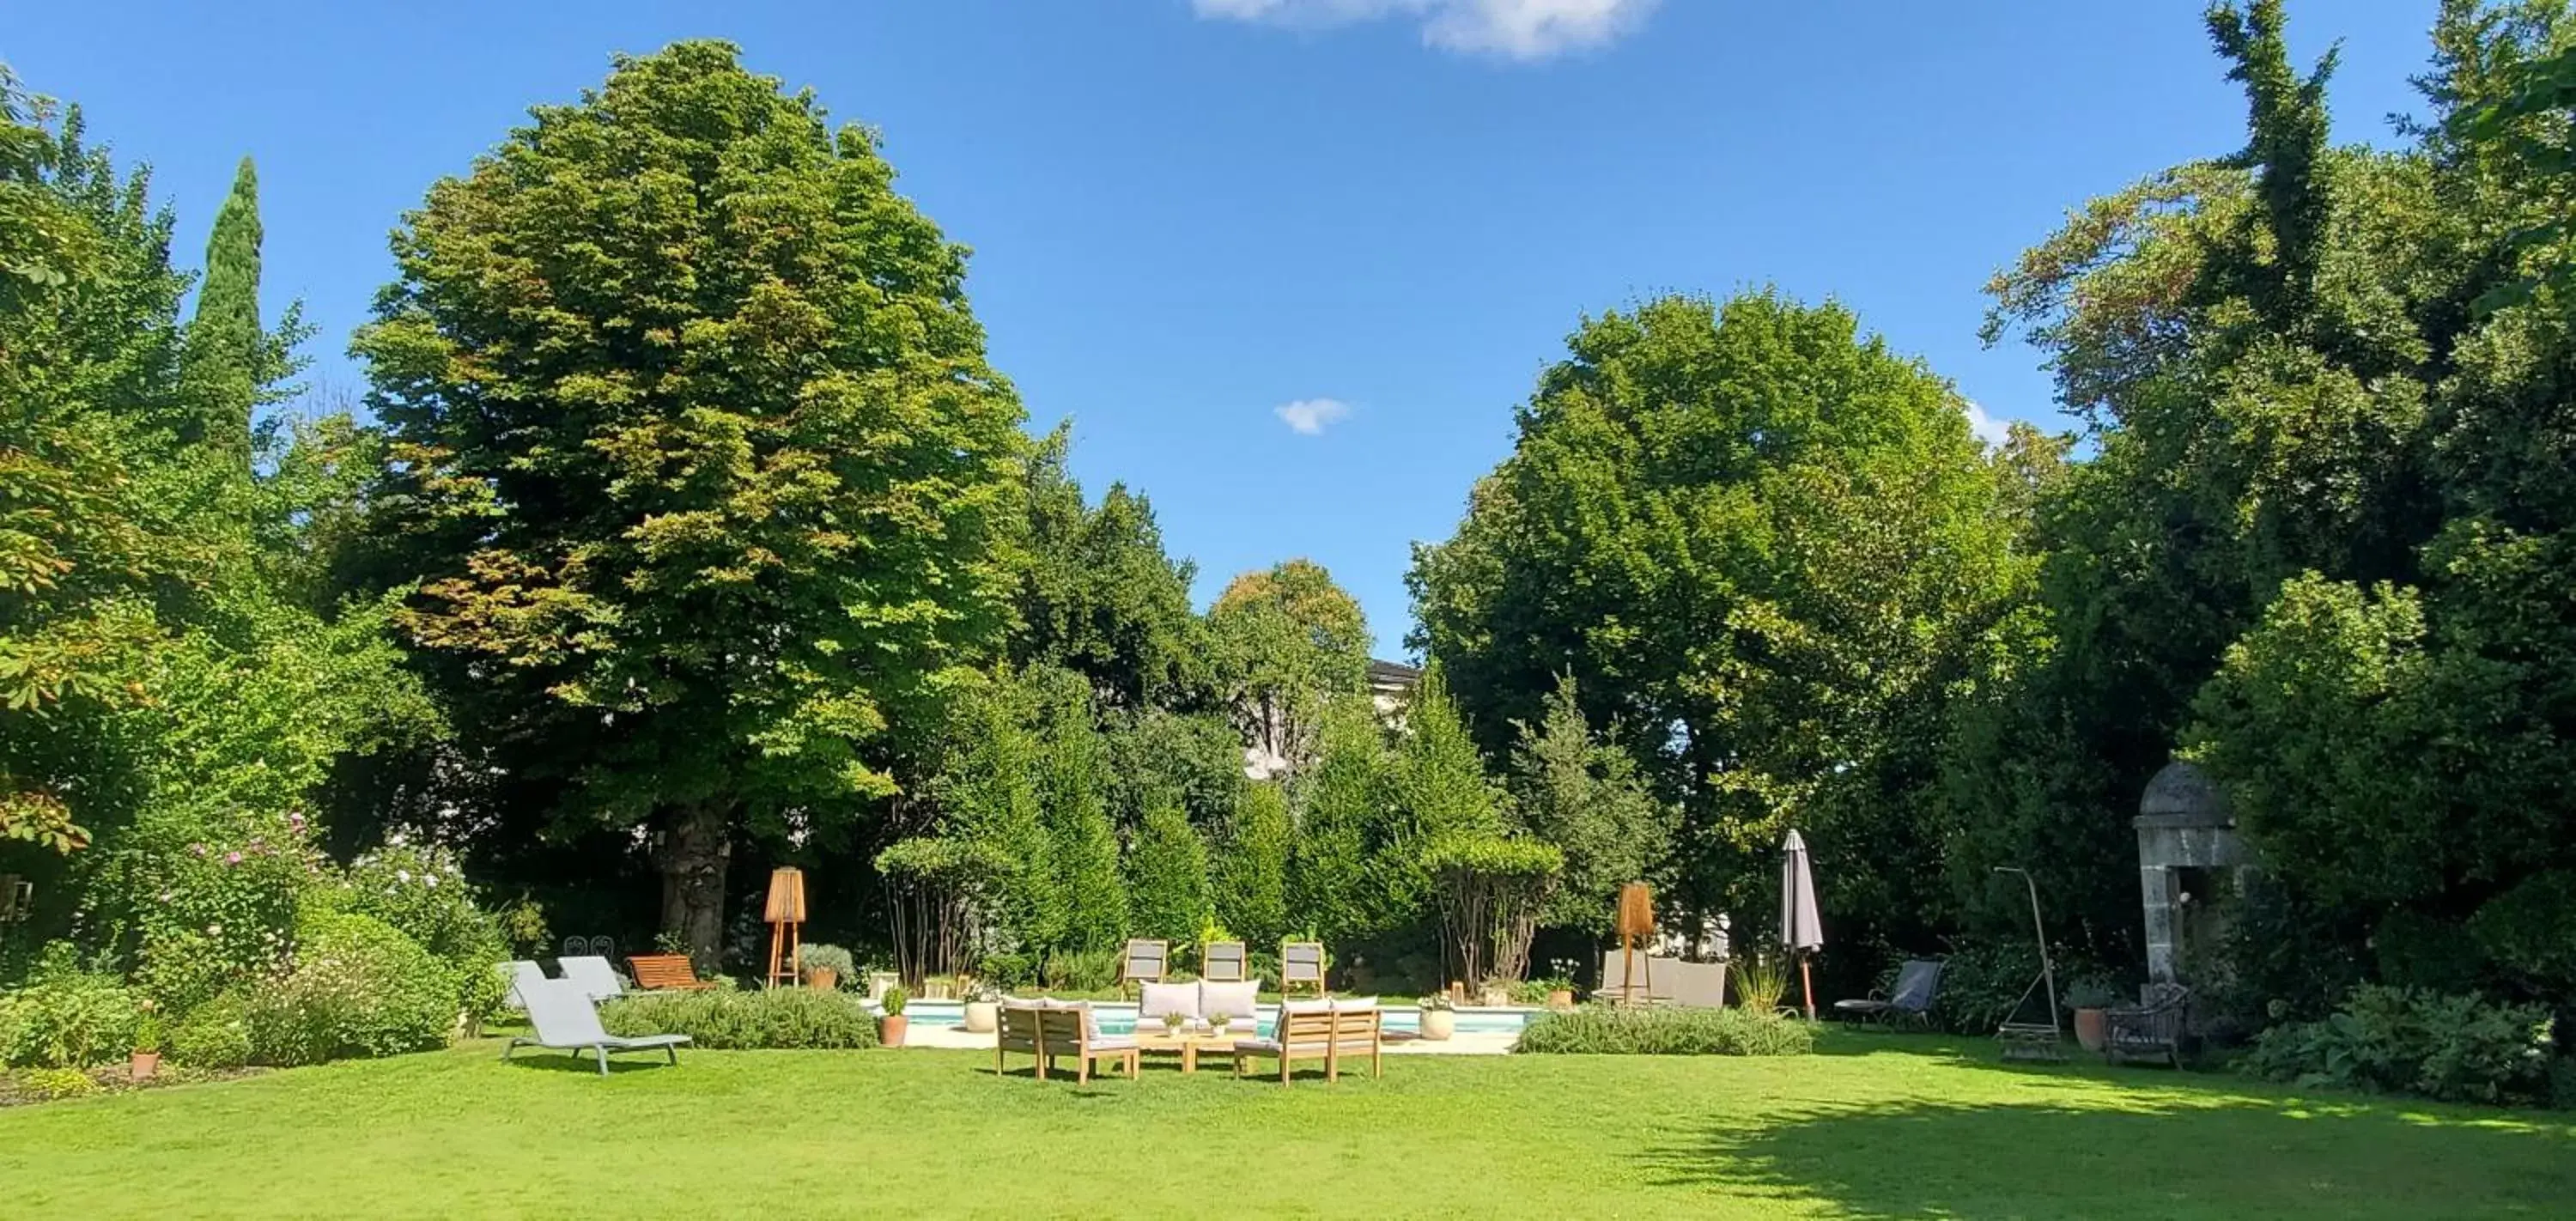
top-left (130, 1051), bottom-right (161, 1082)
top-left (2074, 1007), bottom-right (2108, 1053)
top-left (963, 1000), bottom-right (999, 1034)
top-left (1479, 986), bottom-right (1511, 1008)
top-left (806, 968), bottom-right (840, 993)
top-left (1419, 1009), bottom-right (1456, 1042)
top-left (1547, 988), bottom-right (1575, 1011)
top-left (880, 1013), bottom-right (909, 1048)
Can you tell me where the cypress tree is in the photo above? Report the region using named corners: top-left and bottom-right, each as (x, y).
top-left (184, 156), bottom-right (264, 464)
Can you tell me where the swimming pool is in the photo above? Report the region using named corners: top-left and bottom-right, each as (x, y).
top-left (893, 1000), bottom-right (1539, 1038)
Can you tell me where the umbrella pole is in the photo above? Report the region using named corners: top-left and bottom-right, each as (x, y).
top-left (1799, 954), bottom-right (1815, 1020)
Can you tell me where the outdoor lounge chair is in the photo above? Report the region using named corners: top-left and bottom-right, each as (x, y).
top-left (1833, 959), bottom-right (1944, 1028)
top-left (1233, 998), bottom-right (1381, 1084)
top-left (503, 979), bottom-right (690, 1075)
top-left (627, 952), bottom-right (713, 991)
top-left (1280, 941), bottom-right (1327, 994)
top-left (503, 960), bottom-right (549, 1010)
top-left (2104, 983), bottom-right (2190, 1068)
top-left (1121, 939), bottom-right (1170, 987)
top-left (996, 1001), bottom-right (1139, 1083)
top-left (1595, 950), bottom-right (1678, 1005)
top-left (1200, 939), bottom-right (1248, 983)
top-left (559, 955), bottom-right (626, 1002)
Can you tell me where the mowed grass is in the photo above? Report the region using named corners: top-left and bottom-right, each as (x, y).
top-left (3, 1030), bottom-right (2572, 1219)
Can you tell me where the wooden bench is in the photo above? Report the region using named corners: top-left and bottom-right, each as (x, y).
top-left (628, 953), bottom-right (714, 991)
top-left (997, 1004), bottom-right (1139, 1083)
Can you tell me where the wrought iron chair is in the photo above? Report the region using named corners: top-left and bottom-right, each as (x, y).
top-left (2104, 983), bottom-right (2190, 1067)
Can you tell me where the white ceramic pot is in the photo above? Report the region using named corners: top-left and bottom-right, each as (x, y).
top-left (963, 1000), bottom-right (999, 1033)
top-left (1420, 1009), bottom-right (1456, 1041)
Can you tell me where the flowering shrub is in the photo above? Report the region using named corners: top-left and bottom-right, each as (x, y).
top-left (246, 913), bottom-right (458, 1066)
top-left (131, 809), bottom-right (327, 1016)
top-left (336, 840), bottom-right (509, 1025)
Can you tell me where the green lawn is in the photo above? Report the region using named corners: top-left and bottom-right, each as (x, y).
top-left (3, 1030), bottom-right (2571, 1218)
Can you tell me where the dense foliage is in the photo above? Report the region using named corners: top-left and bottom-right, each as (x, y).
top-left (2241, 985), bottom-right (2558, 1105)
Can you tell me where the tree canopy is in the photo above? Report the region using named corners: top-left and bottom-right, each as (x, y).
top-left (349, 41), bottom-right (1028, 962)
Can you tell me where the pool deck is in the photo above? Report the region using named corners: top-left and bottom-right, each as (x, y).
top-left (898, 1023), bottom-right (1521, 1055)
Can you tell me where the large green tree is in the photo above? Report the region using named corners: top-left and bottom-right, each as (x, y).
top-left (1411, 291), bottom-right (2032, 954)
top-left (179, 157), bottom-right (297, 469)
top-left (352, 42), bottom-right (1028, 963)
top-left (1209, 558), bottom-right (1370, 775)
top-left (1012, 426), bottom-right (1210, 711)
top-left (1954, 1), bottom-right (2574, 996)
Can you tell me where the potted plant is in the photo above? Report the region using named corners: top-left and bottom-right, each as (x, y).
top-left (1207, 1009), bottom-right (1233, 1039)
top-left (1160, 1010), bottom-right (1188, 1038)
top-left (1478, 975), bottom-right (1513, 1008)
top-left (798, 942), bottom-right (855, 993)
top-left (130, 1011), bottom-right (163, 1083)
top-left (962, 980), bottom-right (1000, 1034)
top-left (879, 986), bottom-right (910, 1048)
top-left (1418, 993), bottom-right (1456, 1042)
top-left (2066, 977), bottom-right (2120, 1052)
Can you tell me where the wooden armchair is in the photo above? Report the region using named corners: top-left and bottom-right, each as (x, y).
top-left (2104, 983), bottom-right (2190, 1068)
top-left (1233, 1000), bottom-right (1382, 1084)
top-left (996, 1003), bottom-right (1139, 1084)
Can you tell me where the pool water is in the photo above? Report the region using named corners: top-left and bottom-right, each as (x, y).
top-left (893, 1000), bottom-right (1536, 1038)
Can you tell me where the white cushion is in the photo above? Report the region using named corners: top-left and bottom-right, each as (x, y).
top-left (1200, 981), bottom-right (1259, 1022)
top-left (1139, 981), bottom-right (1200, 1021)
top-left (1281, 998), bottom-right (1333, 1015)
top-left (1333, 996), bottom-right (1378, 1011)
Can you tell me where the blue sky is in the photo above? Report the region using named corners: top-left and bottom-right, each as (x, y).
top-left (9, 1), bottom-right (2441, 653)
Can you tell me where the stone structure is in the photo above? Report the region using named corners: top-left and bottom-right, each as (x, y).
top-left (2134, 761), bottom-right (2252, 987)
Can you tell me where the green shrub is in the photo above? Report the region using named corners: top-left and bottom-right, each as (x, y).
top-left (2241, 985), bottom-right (2556, 1105)
top-left (1043, 947), bottom-right (1121, 993)
top-left (1515, 1006), bottom-right (1814, 1056)
top-left (977, 951), bottom-right (1036, 991)
top-left (246, 913), bottom-right (458, 1066)
top-left (1914, 942), bottom-right (2079, 1035)
top-left (0, 947), bottom-right (140, 1068)
top-left (335, 841), bottom-right (511, 1027)
top-left (598, 988), bottom-right (881, 1050)
top-left (169, 993), bottom-right (254, 1069)
top-left (797, 944), bottom-right (856, 983)
top-left (1733, 954), bottom-right (1789, 1012)
top-left (18, 1066), bottom-right (102, 1102)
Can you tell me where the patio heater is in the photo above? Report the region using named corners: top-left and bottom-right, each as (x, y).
top-left (763, 866), bottom-right (806, 989)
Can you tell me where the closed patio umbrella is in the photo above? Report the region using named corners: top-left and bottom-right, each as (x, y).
top-left (1782, 829), bottom-right (1823, 1019)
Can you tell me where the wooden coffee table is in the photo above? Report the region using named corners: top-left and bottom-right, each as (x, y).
top-left (1133, 1028), bottom-right (1243, 1074)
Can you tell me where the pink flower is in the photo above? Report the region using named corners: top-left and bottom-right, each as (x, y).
top-left (190, 843), bottom-right (208, 857)
top-left (223, 851), bottom-right (243, 866)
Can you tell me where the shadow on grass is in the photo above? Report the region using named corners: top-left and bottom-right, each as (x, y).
top-left (498, 1051), bottom-right (678, 1077)
top-left (1643, 1079), bottom-right (2576, 1218)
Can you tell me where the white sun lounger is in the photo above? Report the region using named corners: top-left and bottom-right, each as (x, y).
top-left (503, 978), bottom-right (690, 1075)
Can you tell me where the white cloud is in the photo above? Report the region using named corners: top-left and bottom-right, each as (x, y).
top-left (1274, 398), bottom-right (1352, 435)
top-left (1962, 399), bottom-right (2015, 448)
top-left (1191, 0), bottom-right (1660, 61)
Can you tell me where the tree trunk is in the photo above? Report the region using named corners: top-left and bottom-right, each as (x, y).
top-left (658, 802), bottom-right (733, 973)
